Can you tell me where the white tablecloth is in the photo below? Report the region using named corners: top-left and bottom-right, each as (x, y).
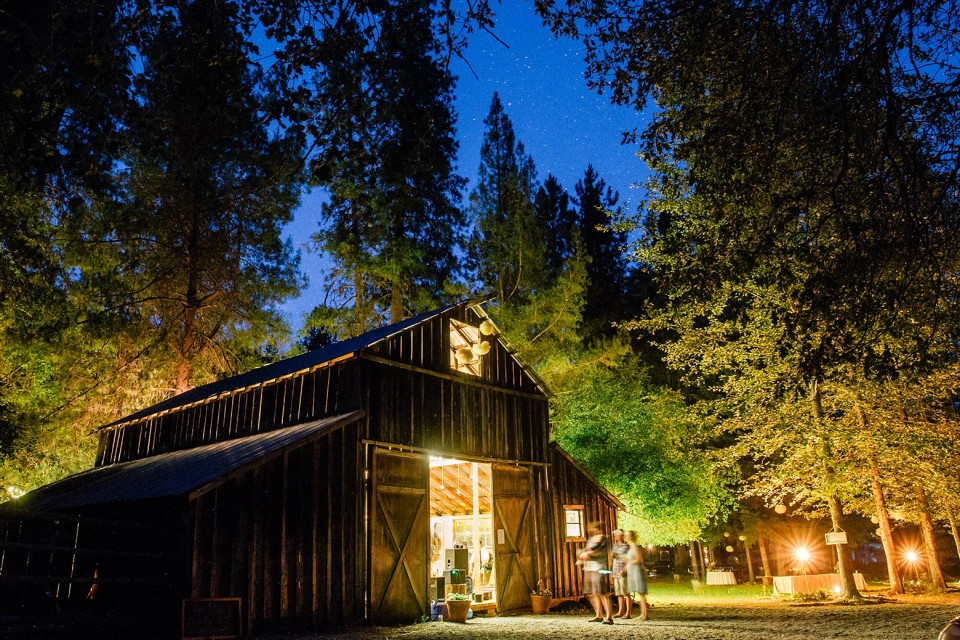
top-left (772, 572), bottom-right (867, 595)
top-left (705, 570), bottom-right (737, 585)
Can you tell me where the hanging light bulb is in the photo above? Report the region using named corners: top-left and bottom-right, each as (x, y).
top-left (479, 320), bottom-right (496, 336)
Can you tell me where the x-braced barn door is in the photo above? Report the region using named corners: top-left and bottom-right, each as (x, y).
top-left (493, 464), bottom-right (535, 612)
top-left (370, 449), bottom-right (429, 624)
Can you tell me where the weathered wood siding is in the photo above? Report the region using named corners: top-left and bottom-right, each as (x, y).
top-left (97, 360), bottom-right (362, 465)
top-left (188, 419), bottom-right (363, 633)
top-left (97, 305), bottom-right (550, 467)
top-left (546, 445), bottom-right (620, 599)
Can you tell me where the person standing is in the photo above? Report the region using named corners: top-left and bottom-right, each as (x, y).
top-left (625, 530), bottom-right (650, 620)
top-left (579, 522), bottom-right (614, 624)
top-left (473, 539), bottom-right (492, 586)
top-left (611, 529), bottom-right (631, 618)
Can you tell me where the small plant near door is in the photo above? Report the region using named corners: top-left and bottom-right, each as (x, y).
top-left (530, 580), bottom-right (552, 614)
top-left (444, 593), bottom-right (472, 623)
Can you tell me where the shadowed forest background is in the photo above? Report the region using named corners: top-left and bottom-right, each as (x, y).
top-left (1, 0), bottom-right (959, 597)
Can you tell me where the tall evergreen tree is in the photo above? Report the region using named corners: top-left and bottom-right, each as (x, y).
top-left (468, 92), bottom-right (544, 303)
top-left (534, 173), bottom-right (578, 280)
top-left (105, 0), bottom-right (304, 394)
top-left (574, 165), bottom-right (627, 338)
top-left (311, 1), bottom-right (465, 335)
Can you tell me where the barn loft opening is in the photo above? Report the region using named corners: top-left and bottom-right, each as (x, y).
top-left (449, 319), bottom-right (482, 376)
top-left (428, 457), bottom-right (496, 609)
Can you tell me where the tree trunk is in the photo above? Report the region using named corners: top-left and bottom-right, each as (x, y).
top-left (826, 495), bottom-right (861, 599)
top-left (948, 511), bottom-right (960, 563)
top-left (689, 540), bottom-right (701, 581)
top-left (855, 405), bottom-right (903, 594)
top-left (354, 269), bottom-right (365, 336)
top-left (823, 495), bottom-right (860, 598)
top-left (390, 280), bottom-right (403, 324)
top-left (744, 539), bottom-right (756, 584)
top-left (812, 379), bottom-right (861, 600)
top-left (915, 484), bottom-right (947, 590)
top-left (757, 529), bottom-right (773, 585)
top-left (675, 542), bottom-right (690, 577)
top-left (868, 457), bottom-right (903, 594)
top-left (175, 305), bottom-right (197, 394)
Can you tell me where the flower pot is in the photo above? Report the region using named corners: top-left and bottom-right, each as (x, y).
top-left (445, 599), bottom-right (471, 623)
top-left (530, 594), bottom-right (552, 614)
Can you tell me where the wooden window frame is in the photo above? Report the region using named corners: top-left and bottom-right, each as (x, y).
top-left (563, 504), bottom-right (586, 542)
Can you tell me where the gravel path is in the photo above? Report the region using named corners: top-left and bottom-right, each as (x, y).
top-left (313, 600), bottom-right (960, 640)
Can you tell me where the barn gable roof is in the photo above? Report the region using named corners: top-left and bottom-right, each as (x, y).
top-left (101, 298), bottom-right (549, 432)
top-left (551, 442), bottom-right (626, 511)
top-left (19, 412), bottom-right (363, 511)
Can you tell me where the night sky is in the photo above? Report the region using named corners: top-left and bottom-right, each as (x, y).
top-left (281, 2), bottom-right (647, 327)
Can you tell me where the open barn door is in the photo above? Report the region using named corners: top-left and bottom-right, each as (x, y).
top-left (370, 449), bottom-right (429, 623)
top-left (492, 464), bottom-right (535, 612)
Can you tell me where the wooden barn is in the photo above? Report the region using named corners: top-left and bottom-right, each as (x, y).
top-left (0, 300), bottom-right (621, 634)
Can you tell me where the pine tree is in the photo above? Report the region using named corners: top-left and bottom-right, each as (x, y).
top-left (311, 2), bottom-right (465, 333)
top-left (574, 165), bottom-right (627, 338)
top-left (107, 0), bottom-right (304, 393)
top-left (534, 173), bottom-right (578, 280)
top-left (468, 92), bottom-right (545, 303)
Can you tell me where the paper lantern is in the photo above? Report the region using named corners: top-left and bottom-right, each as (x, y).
top-left (875, 528), bottom-right (883, 537)
top-left (738, 535), bottom-right (747, 541)
top-left (455, 346), bottom-right (477, 363)
top-left (723, 531), bottom-right (730, 537)
top-left (870, 515), bottom-right (879, 524)
top-left (474, 340), bottom-right (491, 355)
top-left (479, 320), bottom-right (496, 335)
top-left (775, 504), bottom-right (787, 515)
top-left (725, 545), bottom-right (734, 553)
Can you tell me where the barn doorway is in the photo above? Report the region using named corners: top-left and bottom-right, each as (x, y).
top-left (428, 458), bottom-right (496, 611)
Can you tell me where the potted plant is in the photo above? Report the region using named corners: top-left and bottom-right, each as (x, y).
top-left (530, 580), bottom-right (552, 614)
top-left (444, 592), bottom-right (472, 623)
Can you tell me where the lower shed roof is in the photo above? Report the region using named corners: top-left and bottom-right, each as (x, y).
top-left (16, 411), bottom-right (363, 512)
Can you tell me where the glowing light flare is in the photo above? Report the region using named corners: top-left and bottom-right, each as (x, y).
top-left (905, 550), bottom-right (919, 563)
top-left (795, 547), bottom-right (811, 562)
top-left (832, 585), bottom-right (842, 594)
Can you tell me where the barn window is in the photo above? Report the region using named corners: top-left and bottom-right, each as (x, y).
top-left (449, 319), bottom-right (482, 377)
top-left (564, 505), bottom-right (585, 541)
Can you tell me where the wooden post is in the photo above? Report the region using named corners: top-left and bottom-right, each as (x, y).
top-left (472, 463), bottom-right (481, 584)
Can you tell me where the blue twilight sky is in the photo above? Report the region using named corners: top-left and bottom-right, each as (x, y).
top-left (279, 1), bottom-right (649, 329)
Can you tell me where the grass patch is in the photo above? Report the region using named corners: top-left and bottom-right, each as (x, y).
top-left (647, 578), bottom-right (771, 602)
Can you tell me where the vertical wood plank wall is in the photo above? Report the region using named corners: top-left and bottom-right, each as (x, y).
top-left (188, 419), bottom-right (362, 633)
top-left (97, 306), bottom-right (549, 467)
top-left (547, 446), bottom-right (619, 599)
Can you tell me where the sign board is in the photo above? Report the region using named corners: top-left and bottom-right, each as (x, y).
top-left (182, 598), bottom-right (242, 640)
top-left (824, 531), bottom-right (848, 545)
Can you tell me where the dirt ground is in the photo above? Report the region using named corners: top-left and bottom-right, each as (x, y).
top-left (307, 597), bottom-right (960, 640)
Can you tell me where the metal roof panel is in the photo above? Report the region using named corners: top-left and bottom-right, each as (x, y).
top-left (18, 412), bottom-right (363, 511)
